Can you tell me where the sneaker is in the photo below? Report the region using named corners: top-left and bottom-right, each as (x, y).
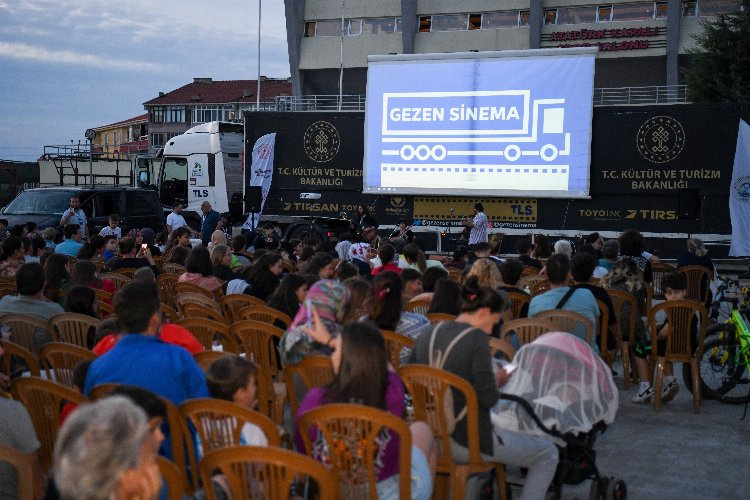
top-left (661, 380), bottom-right (679, 403)
top-left (631, 385), bottom-right (654, 403)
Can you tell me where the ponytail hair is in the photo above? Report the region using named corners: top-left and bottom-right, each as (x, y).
top-left (403, 243), bottom-right (426, 272)
top-left (369, 271), bottom-right (403, 330)
top-left (459, 275), bottom-right (504, 314)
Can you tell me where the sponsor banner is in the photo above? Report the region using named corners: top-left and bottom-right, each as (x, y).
top-left (243, 133), bottom-right (276, 229)
top-left (412, 197), bottom-right (537, 226)
top-left (244, 112), bottom-right (364, 191)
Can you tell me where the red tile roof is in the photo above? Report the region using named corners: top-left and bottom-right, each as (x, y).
top-left (93, 113), bottom-right (148, 130)
top-left (143, 78), bottom-right (292, 106)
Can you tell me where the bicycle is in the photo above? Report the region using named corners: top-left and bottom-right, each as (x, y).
top-left (684, 276), bottom-right (750, 407)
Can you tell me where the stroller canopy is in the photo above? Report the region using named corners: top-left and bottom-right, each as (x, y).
top-left (492, 331), bottom-right (618, 438)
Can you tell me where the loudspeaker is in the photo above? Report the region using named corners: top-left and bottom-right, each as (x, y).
top-left (677, 190), bottom-right (700, 219)
top-left (228, 201), bottom-right (244, 221)
top-left (245, 186), bottom-right (263, 212)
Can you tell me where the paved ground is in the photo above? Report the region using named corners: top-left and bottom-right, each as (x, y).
top-left (546, 361), bottom-right (750, 500)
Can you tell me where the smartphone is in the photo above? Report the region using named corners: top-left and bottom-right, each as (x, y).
top-left (141, 243), bottom-right (148, 251)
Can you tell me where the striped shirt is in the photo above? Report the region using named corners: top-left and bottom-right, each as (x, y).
top-left (469, 211), bottom-right (489, 244)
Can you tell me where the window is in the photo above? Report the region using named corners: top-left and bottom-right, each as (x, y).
top-left (193, 106), bottom-right (234, 124)
top-left (114, 131), bottom-right (119, 147)
top-left (682, 1), bottom-right (697, 15)
top-left (361, 18), bottom-right (397, 35)
top-left (556, 6), bottom-right (597, 25)
top-left (315, 20), bottom-right (342, 36)
top-left (92, 192), bottom-right (118, 218)
top-left (304, 21), bottom-right (316, 37)
top-left (656, 2), bottom-right (669, 18)
top-left (150, 106), bottom-right (164, 123)
top-left (151, 133), bottom-right (165, 148)
top-left (597, 5), bottom-right (613, 22)
top-left (430, 14), bottom-right (468, 32)
top-left (419, 15), bottom-right (432, 32)
top-left (468, 14), bottom-right (482, 30)
top-left (613, 3), bottom-right (658, 21)
top-left (483, 11), bottom-right (520, 28)
top-left (347, 19), bottom-right (362, 35)
top-left (698, 0), bottom-right (741, 16)
top-left (520, 10), bottom-right (531, 26)
top-left (164, 107), bottom-right (185, 123)
top-left (395, 17), bottom-right (403, 32)
top-left (544, 9), bottom-right (558, 25)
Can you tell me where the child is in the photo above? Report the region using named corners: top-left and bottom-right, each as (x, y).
top-left (102, 235), bottom-right (118, 261)
top-left (99, 214), bottom-right (122, 239)
top-left (205, 355), bottom-right (268, 447)
top-left (632, 271), bottom-right (696, 404)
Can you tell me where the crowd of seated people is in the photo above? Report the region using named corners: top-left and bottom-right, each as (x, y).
top-left (0, 219), bottom-right (717, 499)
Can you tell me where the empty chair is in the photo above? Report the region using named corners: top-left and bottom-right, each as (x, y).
top-left (179, 302), bottom-right (227, 324)
top-left (12, 377), bottom-right (87, 471)
top-left (174, 292), bottom-right (221, 314)
top-left (198, 445), bottom-right (338, 500)
top-left (157, 273), bottom-right (181, 307)
top-left (0, 339), bottom-right (41, 381)
top-left (38, 342), bottom-right (97, 388)
top-left (220, 294), bottom-right (265, 323)
top-left (49, 313), bottom-right (101, 349)
top-left (174, 281), bottom-right (216, 299)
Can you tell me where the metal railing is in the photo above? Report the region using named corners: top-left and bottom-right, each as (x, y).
top-left (269, 86), bottom-right (689, 111)
top-left (593, 85), bottom-right (688, 106)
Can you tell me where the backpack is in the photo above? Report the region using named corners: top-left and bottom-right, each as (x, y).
top-left (427, 322), bottom-right (474, 434)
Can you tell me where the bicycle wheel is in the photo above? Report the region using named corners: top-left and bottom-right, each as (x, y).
top-left (688, 325), bottom-right (750, 404)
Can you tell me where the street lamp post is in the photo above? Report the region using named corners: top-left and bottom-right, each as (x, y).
top-left (84, 128), bottom-right (96, 188)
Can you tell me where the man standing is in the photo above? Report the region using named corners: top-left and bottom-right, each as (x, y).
top-left (60, 196), bottom-right (88, 241)
top-left (54, 223), bottom-right (84, 257)
top-left (199, 201), bottom-right (220, 246)
top-left (166, 202), bottom-right (198, 237)
top-left (462, 202), bottom-right (489, 245)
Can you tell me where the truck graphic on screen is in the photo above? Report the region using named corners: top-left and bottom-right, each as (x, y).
top-left (379, 90), bottom-right (569, 164)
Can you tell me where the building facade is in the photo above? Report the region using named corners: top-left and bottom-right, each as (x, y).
top-left (91, 113), bottom-right (149, 159)
top-left (285, 0), bottom-right (742, 96)
top-left (143, 77), bottom-right (292, 154)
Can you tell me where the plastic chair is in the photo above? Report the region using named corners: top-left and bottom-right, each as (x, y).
top-left (606, 288), bottom-right (641, 390)
top-left (506, 291), bottom-right (531, 319)
top-left (398, 365), bottom-right (507, 500)
top-left (0, 285), bottom-right (16, 298)
top-left (535, 310), bottom-right (594, 346)
top-left (156, 456), bottom-right (186, 500)
top-left (650, 261), bottom-right (677, 299)
top-left (112, 267), bottom-right (138, 279)
top-left (530, 279), bottom-right (551, 297)
top-left (381, 329), bottom-right (415, 368)
top-left (426, 312), bottom-right (457, 323)
top-left (160, 303), bottom-right (180, 324)
top-left (199, 445), bottom-right (338, 500)
top-left (285, 355), bottom-right (334, 419)
top-left (0, 314), bottom-right (56, 353)
top-left (647, 300), bottom-right (707, 412)
top-left (174, 281), bottom-right (216, 299)
top-left (151, 256), bottom-right (165, 273)
top-left (162, 397), bottom-right (199, 493)
top-left (174, 292), bottom-right (221, 314)
top-left (499, 317), bottom-right (554, 346)
top-left (163, 263), bottom-right (187, 275)
top-left (50, 313), bottom-right (101, 349)
top-left (98, 272), bottom-right (131, 290)
top-left (157, 273), bottom-right (181, 307)
top-left (219, 294), bottom-right (264, 323)
top-left (680, 265), bottom-right (713, 304)
top-left (488, 337), bottom-right (516, 361)
top-left (522, 265), bottom-right (540, 276)
top-left (518, 274), bottom-right (547, 290)
top-left (405, 298), bottom-right (431, 315)
top-left (447, 268), bottom-right (462, 283)
top-left (12, 377), bottom-right (87, 471)
top-left (0, 340), bottom-right (41, 397)
top-left (0, 444), bottom-right (34, 500)
top-left (97, 301), bottom-right (115, 319)
top-left (175, 318), bottom-right (238, 353)
top-left (87, 382), bottom-right (121, 400)
top-left (38, 342), bottom-right (97, 388)
top-left (237, 305), bottom-right (292, 329)
top-left (180, 398), bottom-right (280, 455)
top-left (596, 299), bottom-right (612, 367)
top-left (180, 302), bottom-right (227, 324)
top-left (298, 403), bottom-right (412, 500)
top-left (193, 350), bottom-right (234, 372)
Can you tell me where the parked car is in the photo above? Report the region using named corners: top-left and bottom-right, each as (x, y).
top-left (0, 187), bottom-right (167, 236)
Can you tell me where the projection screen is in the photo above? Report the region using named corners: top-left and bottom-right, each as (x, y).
top-left (363, 48), bottom-right (597, 198)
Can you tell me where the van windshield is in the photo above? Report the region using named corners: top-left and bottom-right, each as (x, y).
top-left (2, 190), bottom-right (74, 215)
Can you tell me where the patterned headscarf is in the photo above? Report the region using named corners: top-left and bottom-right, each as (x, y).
top-left (348, 242), bottom-right (370, 263)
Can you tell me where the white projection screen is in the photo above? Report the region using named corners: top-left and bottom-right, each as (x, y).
top-left (363, 48), bottom-right (597, 198)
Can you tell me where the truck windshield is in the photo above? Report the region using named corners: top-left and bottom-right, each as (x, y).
top-left (2, 190), bottom-right (74, 215)
top-left (160, 157), bottom-right (188, 207)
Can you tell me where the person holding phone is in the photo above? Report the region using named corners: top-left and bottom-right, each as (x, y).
top-left (105, 237), bottom-right (160, 275)
top-left (60, 196), bottom-right (88, 241)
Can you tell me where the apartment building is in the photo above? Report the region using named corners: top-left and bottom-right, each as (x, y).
top-left (284, 0), bottom-right (741, 95)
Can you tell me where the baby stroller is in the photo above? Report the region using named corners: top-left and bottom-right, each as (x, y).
top-left (492, 332), bottom-right (625, 499)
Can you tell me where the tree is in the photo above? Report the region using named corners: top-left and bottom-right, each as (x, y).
top-left (685, 0), bottom-right (750, 102)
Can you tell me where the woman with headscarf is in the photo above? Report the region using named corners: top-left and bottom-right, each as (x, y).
top-left (347, 241), bottom-right (372, 277)
top-left (280, 279), bottom-right (350, 367)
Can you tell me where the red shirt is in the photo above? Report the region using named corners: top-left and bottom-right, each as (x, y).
top-left (92, 324), bottom-right (205, 356)
top-left (371, 262), bottom-right (402, 276)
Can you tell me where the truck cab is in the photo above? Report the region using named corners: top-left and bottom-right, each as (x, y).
top-left (158, 121), bottom-right (244, 218)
